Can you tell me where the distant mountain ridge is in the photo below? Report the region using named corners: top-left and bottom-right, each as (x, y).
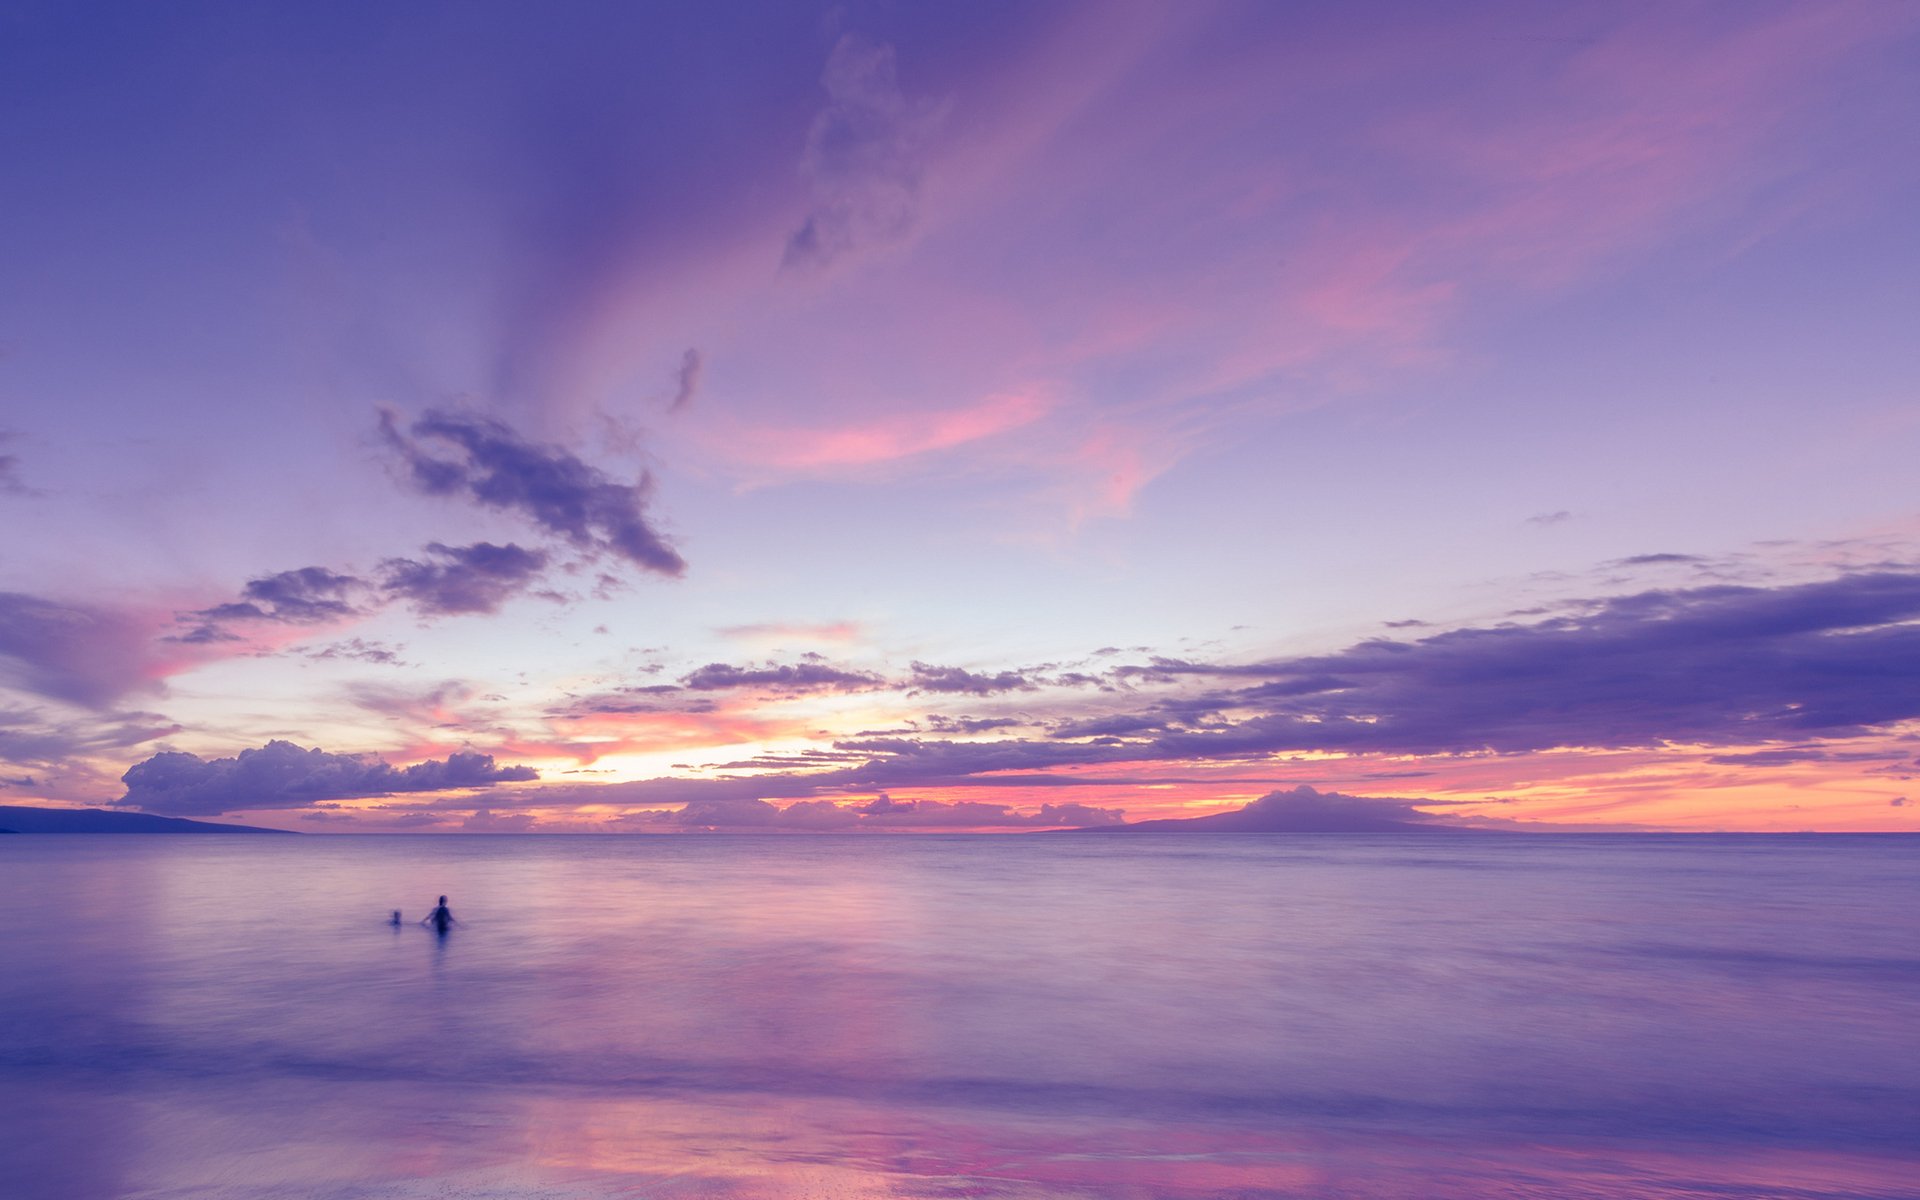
top-left (0, 806), bottom-right (293, 834)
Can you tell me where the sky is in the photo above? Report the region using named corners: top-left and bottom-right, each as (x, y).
top-left (3, 0), bottom-right (1919, 833)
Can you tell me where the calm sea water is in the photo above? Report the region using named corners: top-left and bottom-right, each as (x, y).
top-left (1, 833), bottom-right (1915, 1199)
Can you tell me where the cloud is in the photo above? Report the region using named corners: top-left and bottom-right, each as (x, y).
top-left (0, 705), bottom-right (180, 803)
top-left (1613, 553), bottom-right (1707, 566)
top-left (1113, 571), bottom-right (1920, 757)
top-left (462, 808), bottom-right (536, 833)
top-left (0, 593), bottom-right (181, 708)
top-left (534, 569), bottom-right (1920, 818)
top-left (118, 739), bottom-right (539, 816)
top-left (613, 791), bottom-right (1124, 832)
top-left (716, 620), bottom-right (862, 644)
top-left (926, 714), bottom-right (1025, 734)
top-left (380, 408), bottom-right (684, 576)
top-left (346, 680), bottom-right (475, 726)
top-left (1705, 748), bottom-right (1832, 767)
top-left (909, 661), bottom-right (1040, 695)
top-left (1527, 511), bottom-right (1574, 525)
top-left (546, 684), bottom-right (696, 721)
top-left (0, 432), bottom-right (34, 496)
top-left (182, 541), bottom-right (549, 644)
top-left (1048, 711), bottom-right (1177, 739)
top-left (681, 660), bottom-right (884, 693)
top-left (378, 541), bottom-right (549, 616)
top-left (186, 567), bottom-right (365, 635)
top-left (857, 797), bottom-right (1125, 829)
top-left (717, 389), bottom-right (1048, 472)
top-left (299, 638), bottom-right (405, 665)
top-left (0, 706), bottom-right (178, 768)
top-left (784, 34), bottom-right (949, 270)
top-left (668, 348), bottom-right (702, 413)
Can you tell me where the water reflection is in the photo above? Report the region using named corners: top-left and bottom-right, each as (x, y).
top-left (0, 833), bottom-right (1915, 1198)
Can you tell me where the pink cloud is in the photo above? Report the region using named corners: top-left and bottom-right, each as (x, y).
top-left (0, 590), bottom-right (326, 709)
top-left (709, 387), bottom-right (1050, 473)
top-left (716, 621), bottom-right (865, 646)
top-left (1054, 424), bottom-right (1186, 527)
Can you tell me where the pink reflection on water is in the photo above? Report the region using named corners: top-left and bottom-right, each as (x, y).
top-left (110, 1081), bottom-right (1918, 1199)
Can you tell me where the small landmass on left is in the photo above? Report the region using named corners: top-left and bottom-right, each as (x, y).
top-left (0, 806), bottom-right (293, 834)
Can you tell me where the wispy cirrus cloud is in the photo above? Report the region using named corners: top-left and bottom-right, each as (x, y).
top-left (784, 33), bottom-right (950, 271)
top-left (714, 388), bottom-right (1048, 474)
top-left (716, 620), bottom-right (863, 645)
top-left (0, 705), bottom-right (180, 803)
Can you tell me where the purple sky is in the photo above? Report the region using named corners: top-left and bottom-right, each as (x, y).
top-left (3, 1), bottom-right (1919, 831)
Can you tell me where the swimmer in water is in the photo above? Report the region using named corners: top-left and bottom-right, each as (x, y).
top-left (388, 910), bottom-right (403, 927)
top-left (421, 895), bottom-right (455, 934)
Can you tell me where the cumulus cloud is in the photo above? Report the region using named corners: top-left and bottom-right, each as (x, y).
top-left (784, 34), bottom-right (949, 269)
top-left (380, 408), bottom-right (684, 575)
top-left (378, 541), bottom-right (549, 615)
top-left (118, 739), bottom-right (538, 816)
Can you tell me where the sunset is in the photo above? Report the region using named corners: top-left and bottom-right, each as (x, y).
top-left (3, 3), bottom-right (1917, 1197)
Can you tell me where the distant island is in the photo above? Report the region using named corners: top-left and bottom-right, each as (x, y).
top-left (0, 806), bottom-right (294, 835)
top-left (1080, 786), bottom-right (1485, 834)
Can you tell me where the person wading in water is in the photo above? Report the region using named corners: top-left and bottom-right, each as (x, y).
top-left (421, 895), bottom-right (456, 935)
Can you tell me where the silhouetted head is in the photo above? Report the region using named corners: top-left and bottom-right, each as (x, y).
top-left (438, 895), bottom-right (447, 905)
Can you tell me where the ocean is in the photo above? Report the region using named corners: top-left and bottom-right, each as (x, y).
top-left (1, 833), bottom-right (1915, 1199)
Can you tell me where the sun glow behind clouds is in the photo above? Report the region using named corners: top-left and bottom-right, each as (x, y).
top-left (3, 3), bottom-right (1920, 831)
